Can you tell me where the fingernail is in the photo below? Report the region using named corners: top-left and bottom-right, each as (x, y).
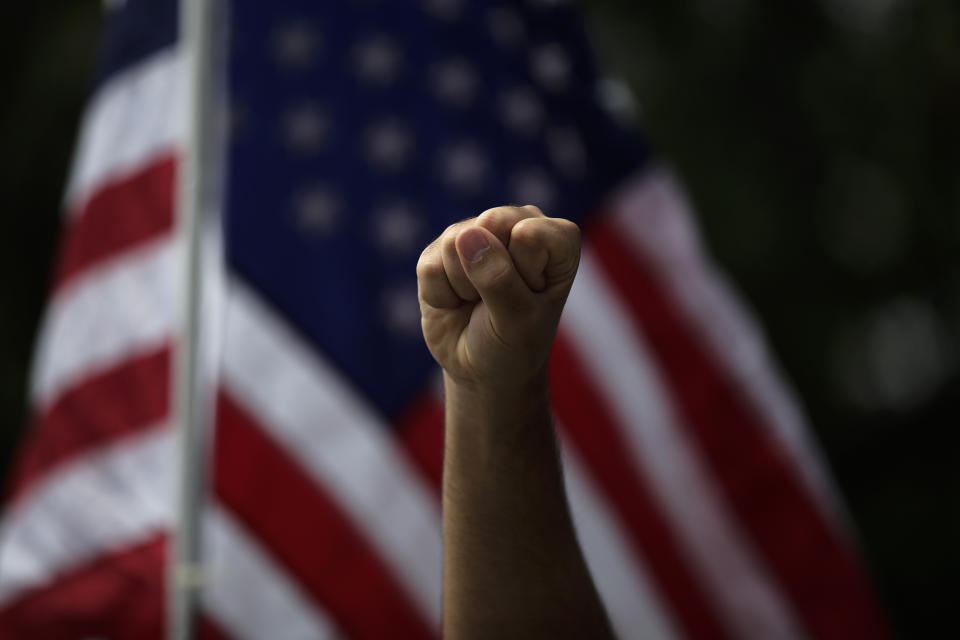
top-left (460, 228), bottom-right (491, 263)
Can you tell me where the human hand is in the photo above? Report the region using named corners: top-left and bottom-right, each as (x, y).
top-left (416, 205), bottom-right (581, 390)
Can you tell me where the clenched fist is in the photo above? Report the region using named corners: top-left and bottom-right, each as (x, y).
top-left (423, 207), bottom-right (611, 639)
top-left (416, 205), bottom-right (581, 389)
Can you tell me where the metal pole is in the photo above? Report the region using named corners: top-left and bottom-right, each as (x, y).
top-left (171, 0), bottom-right (219, 638)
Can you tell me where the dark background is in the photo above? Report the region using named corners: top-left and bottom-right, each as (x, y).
top-left (1, 1), bottom-right (957, 636)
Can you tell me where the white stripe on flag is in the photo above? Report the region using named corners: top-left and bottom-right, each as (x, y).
top-left (562, 252), bottom-right (804, 640)
top-left (560, 437), bottom-right (680, 640)
top-left (0, 426), bottom-right (171, 606)
top-left (203, 505), bottom-right (344, 640)
top-left (0, 425), bottom-right (339, 638)
top-left (222, 282), bottom-right (444, 627)
top-left (609, 167), bottom-right (843, 523)
top-left (63, 47), bottom-right (180, 218)
top-left (29, 238), bottom-right (175, 410)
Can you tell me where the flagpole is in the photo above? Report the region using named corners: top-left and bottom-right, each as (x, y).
top-left (171, 0), bottom-right (219, 638)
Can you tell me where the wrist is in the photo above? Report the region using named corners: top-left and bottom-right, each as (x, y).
top-left (443, 367), bottom-right (551, 433)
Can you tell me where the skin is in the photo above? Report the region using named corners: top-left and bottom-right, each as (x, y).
top-left (417, 205), bottom-right (614, 639)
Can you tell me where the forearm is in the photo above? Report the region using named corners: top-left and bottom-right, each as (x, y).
top-left (441, 370), bottom-right (613, 639)
top-left (416, 207), bottom-right (605, 636)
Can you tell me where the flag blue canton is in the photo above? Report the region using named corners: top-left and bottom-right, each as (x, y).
top-left (225, 0), bottom-right (650, 418)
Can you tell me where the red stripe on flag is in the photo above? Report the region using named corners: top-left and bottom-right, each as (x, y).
top-left (0, 533), bottom-right (233, 640)
top-left (7, 347), bottom-right (170, 502)
top-left (53, 155), bottom-right (175, 292)
top-left (214, 391), bottom-right (437, 640)
top-left (550, 333), bottom-right (731, 640)
top-left (395, 391), bottom-right (445, 494)
top-left (0, 535), bottom-right (167, 639)
top-left (588, 220), bottom-right (890, 639)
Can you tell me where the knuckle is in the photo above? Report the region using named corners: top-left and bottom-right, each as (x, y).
top-left (521, 204), bottom-right (545, 217)
top-left (510, 217), bottom-right (545, 246)
top-left (477, 207), bottom-right (521, 245)
top-left (552, 218), bottom-right (581, 251)
top-left (477, 206), bottom-right (511, 230)
top-left (478, 205), bottom-right (538, 235)
top-left (478, 205), bottom-right (514, 220)
top-left (440, 230), bottom-right (460, 256)
top-left (441, 221), bottom-right (466, 244)
top-left (415, 255), bottom-right (443, 282)
top-left (553, 216), bottom-right (580, 236)
top-left (417, 242), bottom-right (438, 271)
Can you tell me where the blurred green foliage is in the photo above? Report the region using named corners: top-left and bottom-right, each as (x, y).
top-left (0, 1), bottom-right (956, 636)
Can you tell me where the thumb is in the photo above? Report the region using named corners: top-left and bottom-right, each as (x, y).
top-left (455, 226), bottom-right (533, 323)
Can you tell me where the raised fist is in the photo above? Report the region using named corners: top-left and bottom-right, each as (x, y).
top-left (416, 205), bottom-right (581, 389)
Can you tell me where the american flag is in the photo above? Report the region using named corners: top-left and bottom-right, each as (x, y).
top-left (0, 0), bottom-right (889, 638)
